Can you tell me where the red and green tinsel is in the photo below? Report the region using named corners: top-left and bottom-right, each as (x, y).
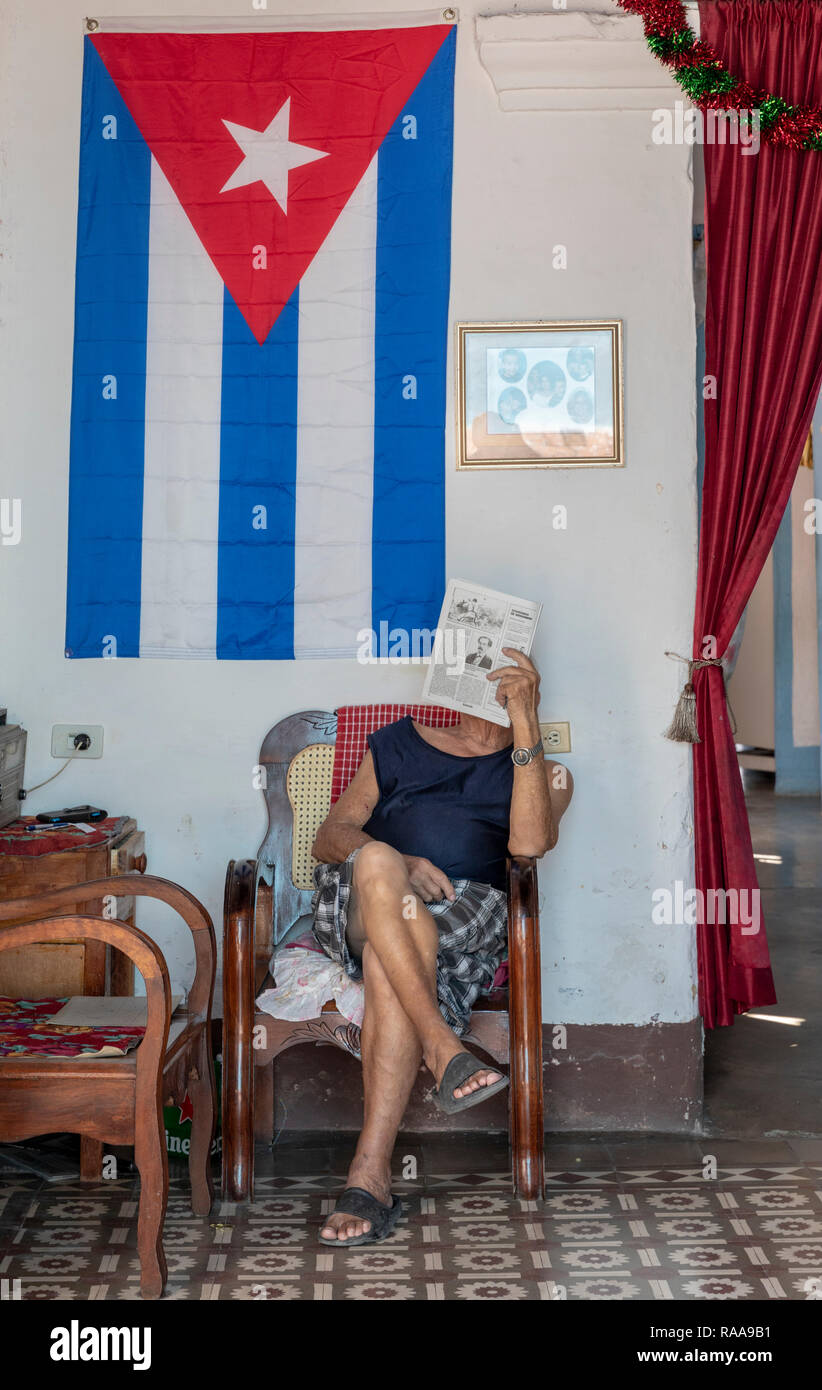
top-left (617, 0), bottom-right (822, 150)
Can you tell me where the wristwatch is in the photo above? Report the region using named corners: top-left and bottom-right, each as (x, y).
top-left (511, 737), bottom-right (544, 767)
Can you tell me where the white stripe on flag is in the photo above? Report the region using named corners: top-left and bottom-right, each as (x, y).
top-left (140, 158), bottom-right (223, 658)
top-left (293, 155), bottom-right (378, 658)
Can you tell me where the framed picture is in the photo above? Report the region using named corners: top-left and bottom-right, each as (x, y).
top-left (455, 320), bottom-right (624, 470)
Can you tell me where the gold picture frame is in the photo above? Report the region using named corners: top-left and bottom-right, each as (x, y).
top-left (455, 319), bottom-right (624, 470)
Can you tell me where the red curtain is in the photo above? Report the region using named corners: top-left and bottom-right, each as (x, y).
top-left (696, 0), bottom-right (822, 1025)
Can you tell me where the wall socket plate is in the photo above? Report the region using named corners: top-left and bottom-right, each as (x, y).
top-left (51, 724), bottom-right (104, 759)
top-left (539, 720), bottom-right (571, 754)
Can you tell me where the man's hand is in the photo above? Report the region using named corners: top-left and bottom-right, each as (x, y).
top-left (485, 647), bottom-right (541, 723)
top-left (403, 856), bottom-right (456, 903)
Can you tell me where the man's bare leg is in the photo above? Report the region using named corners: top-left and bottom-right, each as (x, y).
top-left (320, 842), bottom-right (502, 1241)
top-left (320, 942), bottom-right (423, 1241)
top-left (349, 842), bottom-right (502, 1100)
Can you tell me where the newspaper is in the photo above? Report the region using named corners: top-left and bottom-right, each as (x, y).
top-left (422, 578), bottom-right (542, 728)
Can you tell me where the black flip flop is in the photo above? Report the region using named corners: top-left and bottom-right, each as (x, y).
top-left (432, 1052), bottom-right (509, 1114)
top-left (318, 1187), bottom-right (403, 1248)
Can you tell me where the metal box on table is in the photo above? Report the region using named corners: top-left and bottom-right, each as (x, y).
top-left (0, 724), bottom-right (26, 830)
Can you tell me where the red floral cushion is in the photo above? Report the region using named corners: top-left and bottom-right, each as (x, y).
top-left (0, 997), bottom-right (144, 1057)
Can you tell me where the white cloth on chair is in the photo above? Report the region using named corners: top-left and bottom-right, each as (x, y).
top-left (256, 944), bottom-right (364, 1027)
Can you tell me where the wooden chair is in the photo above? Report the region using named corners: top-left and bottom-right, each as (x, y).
top-left (0, 875), bottom-right (216, 1299)
top-left (222, 710), bottom-right (545, 1203)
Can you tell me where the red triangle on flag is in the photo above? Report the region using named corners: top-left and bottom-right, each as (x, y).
top-left (91, 27), bottom-right (453, 344)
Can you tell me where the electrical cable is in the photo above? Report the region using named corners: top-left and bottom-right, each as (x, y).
top-left (21, 746), bottom-right (86, 798)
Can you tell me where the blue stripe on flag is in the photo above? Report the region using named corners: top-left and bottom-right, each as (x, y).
top-left (372, 27), bottom-right (455, 656)
top-left (65, 39), bottom-right (151, 659)
top-left (217, 286), bottom-right (299, 659)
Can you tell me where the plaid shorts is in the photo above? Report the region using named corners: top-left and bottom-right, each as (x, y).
top-left (310, 848), bottom-right (507, 1036)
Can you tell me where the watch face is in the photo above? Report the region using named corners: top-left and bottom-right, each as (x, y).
top-left (512, 747), bottom-right (530, 766)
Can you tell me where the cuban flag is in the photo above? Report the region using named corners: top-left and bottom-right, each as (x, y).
top-left (66, 22), bottom-right (455, 659)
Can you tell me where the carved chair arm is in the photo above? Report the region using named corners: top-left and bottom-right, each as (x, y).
top-left (505, 854), bottom-right (545, 1197)
top-left (222, 857), bottom-right (257, 1013)
top-left (0, 914), bottom-right (171, 1084)
top-left (506, 856), bottom-right (540, 942)
top-left (222, 859), bottom-right (257, 1202)
top-left (0, 874), bottom-right (215, 1023)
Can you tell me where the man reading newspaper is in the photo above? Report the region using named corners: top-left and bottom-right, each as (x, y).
top-left (310, 581), bottom-right (573, 1246)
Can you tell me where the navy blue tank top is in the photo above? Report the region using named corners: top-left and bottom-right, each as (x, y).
top-left (362, 716), bottom-right (514, 891)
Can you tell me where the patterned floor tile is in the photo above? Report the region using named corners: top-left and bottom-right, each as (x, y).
top-left (2, 1156), bottom-right (821, 1300)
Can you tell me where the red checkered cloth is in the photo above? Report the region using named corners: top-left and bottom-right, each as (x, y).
top-left (0, 816), bottom-right (128, 858)
top-left (330, 704), bottom-right (460, 804)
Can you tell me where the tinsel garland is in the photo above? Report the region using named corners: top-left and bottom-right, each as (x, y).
top-left (616, 0), bottom-right (822, 150)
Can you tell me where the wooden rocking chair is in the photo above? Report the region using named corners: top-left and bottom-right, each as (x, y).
top-left (222, 710), bottom-right (545, 1203)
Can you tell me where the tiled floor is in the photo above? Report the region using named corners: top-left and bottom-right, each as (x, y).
top-left (705, 772), bottom-right (822, 1138)
top-left (2, 1140), bottom-right (822, 1301)
top-left (2, 772), bottom-right (820, 1303)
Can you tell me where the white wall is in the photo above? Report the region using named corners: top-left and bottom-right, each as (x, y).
top-left (729, 553), bottom-right (775, 751)
top-left (1, 1), bottom-right (698, 1028)
top-left (789, 464), bottom-right (820, 749)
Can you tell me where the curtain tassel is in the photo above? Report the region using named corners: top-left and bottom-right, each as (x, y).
top-left (664, 677), bottom-right (700, 742)
top-left (663, 651), bottom-right (725, 743)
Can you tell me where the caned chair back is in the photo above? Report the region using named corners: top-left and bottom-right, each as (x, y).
top-left (285, 743), bottom-right (335, 890)
top-left (256, 711), bottom-right (338, 948)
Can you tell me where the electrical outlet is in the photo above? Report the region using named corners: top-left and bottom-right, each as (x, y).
top-left (51, 724), bottom-right (104, 759)
top-left (540, 721), bottom-right (571, 754)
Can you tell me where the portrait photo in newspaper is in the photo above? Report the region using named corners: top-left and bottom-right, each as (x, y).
top-left (423, 578), bottom-right (542, 727)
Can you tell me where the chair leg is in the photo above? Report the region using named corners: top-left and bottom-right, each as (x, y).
top-left (222, 863), bottom-right (255, 1203)
top-left (222, 1022), bottom-right (254, 1203)
top-left (510, 1000), bottom-right (544, 1199)
top-left (254, 1060), bottom-right (275, 1142)
top-left (509, 963), bottom-right (545, 1200)
top-left (80, 1137), bottom-right (103, 1181)
top-left (188, 1027), bottom-right (215, 1217)
top-left (134, 1100), bottom-right (169, 1299)
top-left (508, 870), bottom-right (545, 1201)
top-left (508, 1029), bottom-right (520, 1193)
top-left (512, 1100), bottom-right (543, 1200)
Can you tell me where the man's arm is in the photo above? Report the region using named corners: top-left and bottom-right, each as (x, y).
top-left (311, 750), bottom-right (456, 902)
top-left (486, 648), bottom-right (574, 858)
top-left (311, 751), bottom-right (380, 864)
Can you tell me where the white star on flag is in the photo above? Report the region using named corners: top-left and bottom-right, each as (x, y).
top-left (220, 97), bottom-right (329, 213)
